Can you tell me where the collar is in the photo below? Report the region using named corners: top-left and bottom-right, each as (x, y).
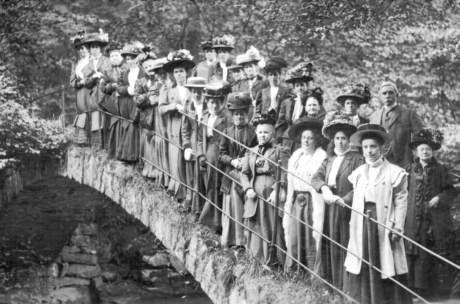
top-left (91, 54), bottom-right (101, 61)
top-left (384, 102), bottom-right (398, 112)
top-left (207, 59), bottom-right (215, 65)
top-left (334, 148), bottom-right (350, 157)
top-left (366, 156), bottom-right (384, 168)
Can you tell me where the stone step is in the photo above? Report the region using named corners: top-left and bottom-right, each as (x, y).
top-left (66, 264), bottom-right (101, 279)
top-left (61, 252), bottom-right (98, 265)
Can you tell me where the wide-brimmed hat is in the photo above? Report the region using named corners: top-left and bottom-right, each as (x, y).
top-left (83, 29), bottom-right (109, 47)
top-left (212, 35), bottom-right (235, 50)
top-left (199, 40), bottom-right (214, 50)
top-left (322, 111), bottom-right (360, 140)
top-left (252, 110), bottom-right (277, 127)
top-left (203, 82), bottom-right (232, 98)
top-left (350, 124), bottom-right (392, 147)
top-left (185, 77), bottom-right (207, 88)
top-left (285, 62), bottom-right (315, 83)
top-left (336, 84), bottom-right (371, 106)
top-left (236, 46), bottom-right (262, 66)
top-left (263, 57), bottom-right (288, 73)
top-left (227, 92), bottom-right (252, 110)
top-left (70, 30), bottom-right (87, 47)
top-left (288, 117), bottom-right (324, 143)
top-left (408, 128), bottom-right (443, 151)
top-left (121, 44), bottom-right (143, 57)
top-left (163, 49), bottom-right (195, 73)
top-left (150, 58), bottom-right (168, 71)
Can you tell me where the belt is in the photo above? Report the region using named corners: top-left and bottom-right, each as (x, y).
top-left (294, 190), bottom-right (310, 195)
top-left (255, 172), bottom-right (271, 176)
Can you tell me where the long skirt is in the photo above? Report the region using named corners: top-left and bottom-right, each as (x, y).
top-left (198, 141), bottom-right (222, 228)
top-left (90, 111), bottom-right (104, 149)
top-left (185, 160), bottom-right (195, 205)
top-left (73, 114), bottom-right (90, 145)
top-left (118, 122), bottom-right (140, 162)
top-left (285, 191), bottom-right (316, 272)
top-left (221, 181), bottom-right (245, 247)
top-left (153, 133), bottom-right (169, 187)
top-left (141, 129), bottom-right (156, 178)
top-left (348, 203), bottom-right (413, 304)
top-left (106, 117), bottom-right (121, 159)
top-left (166, 138), bottom-right (186, 200)
top-left (245, 175), bottom-right (286, 265)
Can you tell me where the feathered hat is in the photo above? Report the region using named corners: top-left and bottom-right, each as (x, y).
top-left (70, 30), bottom-right (87, 47)
top-left (408, 128), bottom-right (444, 151)
top-left (212, 35), bottom-right (236, 50)
top-left (163, 49), bottom-right (195, 73)
top-left (263, 57), bottom-right (288, 73)
top-left (236, 46), bottom-right (264, 66)
top-left (135, 44), bottom-right (158, 67)
top-left (82, 29), bottom-right (109, 47)
top-left (199, 40), bottom-right (214, 50)
top-left (322, 111), bottom-right (360, 140)
top-left (336, 84), bottom-right (371, 106)
top-left (285, 62), bottom-right (315, 83)
top-left (301, 87), bottom-right (324, 106)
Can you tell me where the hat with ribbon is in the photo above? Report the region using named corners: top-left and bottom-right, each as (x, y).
top-left (322, 111), bottom-right (360, 140)
top-left (285, 62), bottom-right (315, 83)
top-left (227, 92), bottom-right (252, 110)
top-left (163, 49), bottom-right (196, 73)
top-left (350, 124), bottom-right (392, 147)
top-left (203, 82), bottom-right (232, 98)
top-left (82, 29), bottom-right (109, 47)
top-left (408, 128), bottom-right (444, 151)
top-left (336, 84), bottom-right (371, 106)
top-left (185, 77), bottom-right (207, 88)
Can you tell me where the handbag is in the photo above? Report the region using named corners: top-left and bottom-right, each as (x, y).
top-left (139, 106), bottom-right (155, 130)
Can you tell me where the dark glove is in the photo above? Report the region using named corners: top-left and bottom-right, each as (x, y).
top-left (199, 157), bottom-right (207, 171)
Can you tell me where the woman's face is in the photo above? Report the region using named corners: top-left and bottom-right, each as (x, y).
top-left (232, 109), bottom-right (248, 126)
top-left (109, 51), bottom-right (123, 66)
top-left (305, 97), bottom-right (320, 116)
top-left (89, 43), bottom-right (102, 57)
top-left (156, 69), bottom-right (168, 83)
top-left (293, 80), bottom-right (307, 96)
top-left (173, 67), bottom-right (187, 84)
top-left (343, 98), bottom-right (358, 115)
top-left (243, 63), bottom-right (257, 79)
top-left (256, 125), bottom-right (273, 144)
top-left (362, 138), bottom-right (382, 162)
top-left (301, 130), bottom-right (317, 151)
top-left (267, 71), bottom-right (280, 87)
top-left (206, 97), bottom-right (223, 114)
top-left (334, 131), bottom-right (350, 152)
top-left (416, 143), bottom-right (433, 162)
top-left (142, 59), bottom-right (156, 77)
top-left (76, 45), bottom-right (89, 59)
top-left (190, 88), bottom-right (204, 104)
top-left (217, 49), bottom-right (230, 63)
top-left (124, 55), bottom-right (137, 68)
top-left (205, 49), bottom-right (216, 61)
top-left (230, 69), bottom-right (244, 81)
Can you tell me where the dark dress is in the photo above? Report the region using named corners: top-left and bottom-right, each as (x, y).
top-left (405, 158), bottom-right (458, 291)
top-left (71, 58), bottom-right (92, 145)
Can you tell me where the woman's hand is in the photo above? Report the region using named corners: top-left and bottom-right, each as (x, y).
top-left (199, 157), bottom-right (207, 171)
top-left (231, 159), bottom-right (241, 169)
top-left (321, 186), bottom-right (333, 204)
top-left (93, 72), bottom-right (103, 79)
top-left (246, 189), bottom-right (257, 199)
top-left (332, 195), bottom-right (345, 206)
top-left (391, 228), bottom-right (402, 243)
top-left (175, 104), bottom-right (185, 111)
top-left (184, 148), bottom-right (193, 161)
top-left (428, 196), bottom-right (440, 208)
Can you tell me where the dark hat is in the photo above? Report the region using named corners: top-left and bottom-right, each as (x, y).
top-left (163, 49), bottom-right (196, 73)
top-left (322, 111), bottom-right (360, 140)
top-left (285, 62), bottom-right (315, 83)
top-left (83, 29), bottom-right (109, 47)
top-left (264, 57), bottom-right (288, 72)
top-left (227, 58), bottom-right (242, 71)
top-left (336, 84), bottom-right (371, 106)
top-left (212, 35), bottom-right (235, 50)
top-left (301, 87), bottom-right (324, 106)
top-left (70, 30), bottom-right (87, 47)
top-left (185, 77), bottom-right (207, 88)
top-left (105, 40), bottom-right (123, 55)
top-left (350, 124), bottom-right (392, 147)
top-left (227, 92), bottom-right (252, 110)
top-left (200, 40), bottom-right (214, 50)
top-left (252, 109), bottom-right (277, 127)
top-left (288, 117), bottom-right (324, 143)
top-left (408, 128), bottom-right (443, 151)
top-left (204, 82), bottom-right (232, 98)
top-left (121, 44), bottom-right (143, 57)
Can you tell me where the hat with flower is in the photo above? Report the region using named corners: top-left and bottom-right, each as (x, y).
top-left (70, 30), bottom-right (87, 47)
top-left (199, 40), bottom-right (214, 50)
top-left (336, 84), bottom-right (371, 106)
top-left (322, 111), bottom-right (360, 140)
top-left (82, 29), bottom-right (109, 47)
top-left (135, 44), bottom-right (158, 66)
top-left (163, 49), bottom-right (195, 73)
top-left (236, 46), bottom-right (264, 66)
top-left (408, 128), bottom-right (444, 151)
top-left (204, 81), bottom-right (232, 98)
top-left (212, 35), bottom-right (236, 50)
top-left (301, 87), bottom-right (324, 106)
top-left (285, 62), bottom-right (315, 83)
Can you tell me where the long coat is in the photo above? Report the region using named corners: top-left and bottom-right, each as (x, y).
top-left (70, 59), bottom-right (92, 144)
top-left (255, 85), bottom-right (294, 119)
top-left (369, 104), bottom-right (423, 168)
top-left (83, 56), bottom-right (112, 111)
top-left (192, 60), bottom-right (213, 82)
top-left (343, 159), bottom-right (409, 278)
top-left (232, 75), bottom-right (269, 121)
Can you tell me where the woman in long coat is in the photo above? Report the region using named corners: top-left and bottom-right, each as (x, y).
top-left (220, 93), bottom-right (257, 247)
top-left (116, 44), bottom-right (144, 162)
top-left (70, 31), bottom-right (91, 146)
top-left (82, 30), bottom-right (111, 149)
top-left (282, 118), bottom-right (327, 272)
top-left (337, 124), bottom-right (412, 304)
top-left (405, 129), bottom-right (458, 296)
top-left (311, 111), bottom-right (364, 291)
top-left (159, 50), bottom-right (195, 201)
top-left (197, 82), bottom-right (233, 230)
top-left (241, 113), bottom-right (289, 265)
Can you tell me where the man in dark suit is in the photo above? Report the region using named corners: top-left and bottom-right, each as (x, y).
top-left (369, 81), bottom-right (424, 168)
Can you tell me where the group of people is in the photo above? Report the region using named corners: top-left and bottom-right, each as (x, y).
top-left (70, 29), bottom-right (458, 303)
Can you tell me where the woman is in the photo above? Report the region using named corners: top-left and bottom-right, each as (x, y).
top-left (182, 77), bottom-right (207, 214)
top-left (197, 82), bottom-right (233, 230)
top-left (116, 43), bottom-right (144, 162)
top-left (100, 40), bottom-right (124, 158)
top-left (336, 124), bottom-right (412, 304)
top-left (219, 92), bottom-right (257, 247)
top-left (82, 30), bottom-right (111, 149)
top-left (133, 45), bottom-right (158, 178)
top-left (311, 111), bottom-right (363, 291)
top-left (70, 31), bottom-right (91, 146)
top-left (276, 62), bottom-right (315, 145)
top-left (240, 113), bottom-right (289, 265)
top-left (209, 35), bottom-right (235, 82)
top-left (336, 84), bottom-right (371, 125)
top-left (192, 40), bottom-right (216, 81)
top-left (405, 128), bottom-right (457, 297)
top-left (282, 118), bottom-right (327, 273)
top-left (159, 49), bottom-right (195, 202)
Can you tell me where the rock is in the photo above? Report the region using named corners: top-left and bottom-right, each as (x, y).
top-left (62, 246), bottom-right (81, 254)
top-left (53, 277), bottom-right (90, 287)
top-left (91, 276), bottom-right (103, 288)
top-left (61, 252), bottom-right (98, 265)
top-left (100, 263), bottom-right (129, 282)
top-left (74, 223), bottom-right (98, 236)
top-left (169, 254), bottom-right (189, 274)
top-left (142, 253), bottom-right (170, 268)
top-left (49, 287), bottom-right (92, 304)
top-left (79, 246), bottom-right (97, 254)
top-left (140, 269), bottom-right (171, 287)
top-left (60, 262), bottom-right (69, 278)
top-left (70, 235), bottom-right (93, 247)
top-left (67, 264), bottom-right (101, 279)
top-left (48, 263), bottom-right (59, 278)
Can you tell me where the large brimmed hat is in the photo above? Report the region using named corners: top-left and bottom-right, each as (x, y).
top-left (185, 77), bottom-right (207, 88)
top-left (163, 49), bottom-right (196, 73)
top-left (408, 128), bottom-right (443, 151)
top-left (236, 46), bottom-right (262, 66)
top-left (336, 84), bottom-right (371, 106)
top-left (322, 111), bottom-right (360, 140)
top-left (82, 29), bottom-right (109, 47)
top-left (121, 44), bottom-right (142, 57)
top-left (263, 57), bottom-right (288, 73)
top-left (199, 40), bottom-right (214, 50)
top-left (288, 117), bottom-right (324, 143)
top-left (70, 30), bottom-right (87, 47)
top-left (204, 82), bottom-right (232, 98)
top-left (285, 62), bottom-right (315, 83)
top-left (252, 110), bottom-right (277, 127)
top-left (350, 124), bottom-right (392, 147)
top-left (227, 92), bottom-right (252, 110)
top-left (212, 35), bottom-right (235, 50)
